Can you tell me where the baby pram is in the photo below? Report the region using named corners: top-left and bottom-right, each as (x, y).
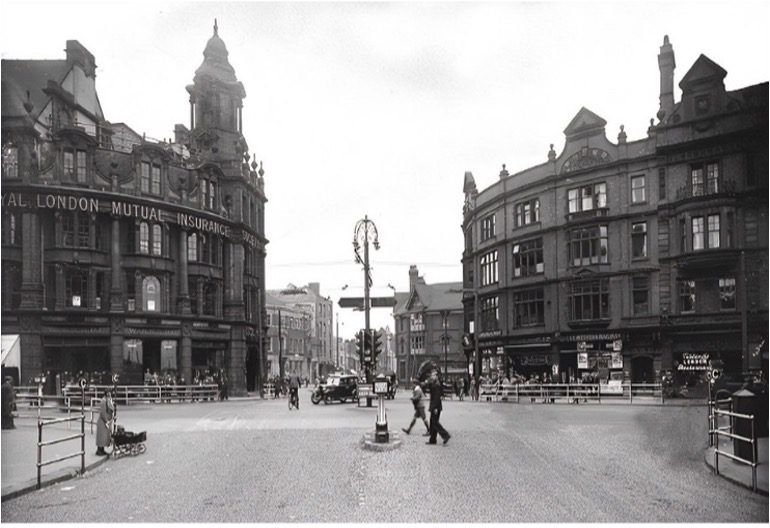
top-left (112, 424), bottom-right (147, 457)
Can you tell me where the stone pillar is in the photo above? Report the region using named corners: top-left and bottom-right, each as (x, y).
top-left (110, 218), bottom-right (124, 311)
top-left (19, 211), bottom-right (42, 310)
top-left (177, 228), bottom-right (191, 314)
top-left (19, 316), bottom-right (43, 383)
top-left (180, 323), bottom-right (192, 385)
top-left (110, 317), bottom-right (124, 378)
top-left (223, 239), bottom-right (244, 320)
top-left (229, 324), bottom-right (247, 396)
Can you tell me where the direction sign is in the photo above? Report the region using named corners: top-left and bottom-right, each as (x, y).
top-left (112, 373), bottom-right (120, 384)
top-left (338, 296), bottom-right (397, 309)
top-left (78, 378), bottom-right (87, 389)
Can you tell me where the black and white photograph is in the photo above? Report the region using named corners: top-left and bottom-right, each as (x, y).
top-left (1, 0), bottom-right (768, 523)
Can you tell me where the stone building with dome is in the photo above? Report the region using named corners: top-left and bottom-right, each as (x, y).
top-left (1, 23), bottom-right (269, 395)
top-left (461, 37), bottom-right (767, 391)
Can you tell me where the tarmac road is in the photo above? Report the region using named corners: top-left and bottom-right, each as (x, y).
top-left (2, 393), bottom-right (767, 522)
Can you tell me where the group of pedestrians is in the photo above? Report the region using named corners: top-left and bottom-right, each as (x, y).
top-left (401, 371), bottom-right (450, 445)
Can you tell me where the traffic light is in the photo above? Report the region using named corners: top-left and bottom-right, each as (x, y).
top-left (356, 329), bottom-right (373, 363)
top-left (372, 329), bottom-right (383, 359)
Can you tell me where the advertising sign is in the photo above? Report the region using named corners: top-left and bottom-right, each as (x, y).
top-left (577, 352), bottom-right (588, 369)
top-left (612, 339), bottom-right (623, 352)
top-left (611, 352), bottom-right (623, 369)
top-left (677, 353), bottom-right (710, 371)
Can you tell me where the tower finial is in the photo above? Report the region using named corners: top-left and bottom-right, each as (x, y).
top-left (214, 18), bottom-right (218, 36)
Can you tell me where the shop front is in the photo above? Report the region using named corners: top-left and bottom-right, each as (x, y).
top-left (504, 336), bottom-right (554, 381)
top-left (559, 332), bottom-right (625, 384)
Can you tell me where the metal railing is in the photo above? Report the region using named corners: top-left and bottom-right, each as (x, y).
top-left (476, 383), bottom-right (663, 404)
top-left (711, 407), bottom-right (758, 492)
top-left (36, 414), bottom-right (85, 490)
top-left (61, 384), bottom-right (220, 406)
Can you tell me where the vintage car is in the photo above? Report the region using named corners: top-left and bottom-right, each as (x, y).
top-left (311, 374), bottom-right (358, 404)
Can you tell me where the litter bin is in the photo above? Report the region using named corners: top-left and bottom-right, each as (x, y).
top-left (731, 389), bottom-right (756, 461)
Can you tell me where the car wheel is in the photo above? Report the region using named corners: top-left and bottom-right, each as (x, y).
top-left (311, 393), bottom-right (321, 405)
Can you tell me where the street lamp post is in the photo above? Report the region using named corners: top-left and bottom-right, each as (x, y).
top-left (441, 310), bottom-right (449, 378)
top-left (353, 215), bottom-right (380, 383)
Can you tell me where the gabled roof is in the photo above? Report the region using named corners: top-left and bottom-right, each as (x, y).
top-left (563, 106), bottom-right (607, 138)
top-left (400, 281), bottom-right (464, 314)
top-left (1, 59), bottom-right (69, 119)
top-left (680, 54), bottom-right (727, 89)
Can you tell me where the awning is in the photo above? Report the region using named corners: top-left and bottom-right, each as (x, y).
top-left (1, 334), bottom-right (21, 376)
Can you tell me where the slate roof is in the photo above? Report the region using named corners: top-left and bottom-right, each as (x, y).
top-left (1, 59), bottom-right (69, 119)
top-left (394, 281), bottom-right (463, 315)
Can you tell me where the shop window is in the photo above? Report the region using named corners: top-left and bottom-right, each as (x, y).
top-left (143, 276), bottom-right (160, 312)
top-left (569, 278), bottom-right (609, 321)
top-left (569, 225), bottom-right (608, 266)
top-left (513, 288), bottom-right (544, 327)
top-left (631, 222), bottom-right (647, 259)
top-left (2, 144), bottom-right (19, 179)
top-left (719, 278), bottom-right (736, 311)
top-left (632, 276), bottom-right (649, 316)
top-left (123, 339), bottom-right (143, 366)
top-left (631, 175), bottom-right (646, 203)
top-left (678, 280), bottom-right (696, 313)
top-left (513, 238), bottom-right (543, 277)
top-left (126, 271), bottom-right (136, 311)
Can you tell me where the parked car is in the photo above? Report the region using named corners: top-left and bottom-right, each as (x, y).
top-left (311, 374), bottom-right (358, 404)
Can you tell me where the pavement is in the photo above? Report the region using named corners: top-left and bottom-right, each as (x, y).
top-left (1, 392), bottom-right (767, 521)
top-left (704, 435), bottom-right (769, 495)
top-left (1, 395), bottom-right (262, 501)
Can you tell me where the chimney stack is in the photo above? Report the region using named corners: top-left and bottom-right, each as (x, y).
top-left (657, 35), bottom-right (676, 122)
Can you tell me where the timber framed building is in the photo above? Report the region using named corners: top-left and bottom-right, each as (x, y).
top-left (461, 37), bottom-right (768, 390)
top-left (1, 24), bottom-right (269, 395)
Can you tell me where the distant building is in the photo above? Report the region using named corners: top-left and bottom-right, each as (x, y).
top-left (265, 293), bottom-right (312, 378)
top-left (392, 265), bottom-right (465, 383)
top-left (1, 25), bottom-right (269, 395)
top-left (267, 283), bottom-right (334, 377)
top-left (461, 36), bottom-right (768, 390)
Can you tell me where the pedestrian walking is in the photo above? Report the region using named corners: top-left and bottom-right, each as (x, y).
top-left (402, 378), bottom-right (430, 436)
top-left (458, 377), bottom-right (465, 401)
top-left (2, 377), bottom-right (16, 430)
top-left (96, 390), bottom-right (115, 456)
top-left (426, 371), bottom-right (450, 445)
top-left (469, 377), bottom-right (476, 401)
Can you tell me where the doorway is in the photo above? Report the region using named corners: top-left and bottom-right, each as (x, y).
top-left (631, 356), bottom-right (654, 383)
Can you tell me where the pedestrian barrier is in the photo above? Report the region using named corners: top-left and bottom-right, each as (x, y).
top-left (472, 383), bottom-right (663, 404)
top-left (60, 384), bottom-right (219, 405)
top-left (36, 413), bottom-right (86, 490)
top-left (264, 383), bottom-right (275, 398)
top-left (711, 407), bottom-right (758, 491)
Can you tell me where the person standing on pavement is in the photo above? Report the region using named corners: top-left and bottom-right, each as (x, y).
top-left (2, 377), bottom-right (16, 430)
top-left (426, 370), bottom-right (450, 445)
top-left (458, 377), bottom-right (465, 401)
top-left (95, 390), bottom-right (114, 456)
top-left (402, 377), bottom-right (430, 436)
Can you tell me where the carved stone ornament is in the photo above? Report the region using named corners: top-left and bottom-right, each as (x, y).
top-left (561, 147), bottom-right (612, 174)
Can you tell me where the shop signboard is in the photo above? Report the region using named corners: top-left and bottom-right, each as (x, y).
top-left (612, 339), bottom-right (623, 352)
top-left (676, 353), bottom-right (710, 371)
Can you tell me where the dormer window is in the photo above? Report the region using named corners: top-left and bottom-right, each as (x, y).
top-left (63, 148), bottom-right (87, 183)
top-left (151, 164), bottom-right (161, 195)
top-left (200, 177), bottom-right (217, 210)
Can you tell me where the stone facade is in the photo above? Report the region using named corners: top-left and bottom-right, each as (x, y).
top-left (461, 37), bottom-right (768, 389)
top-left (1, 25), bottom-right (268, 395)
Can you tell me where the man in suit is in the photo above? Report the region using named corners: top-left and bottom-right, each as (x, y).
top-left (426, 370), bottom-right (451, 445)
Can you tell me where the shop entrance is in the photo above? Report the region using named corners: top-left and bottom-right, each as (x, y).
top-left (142, 339), bottom-right (161, 374)
top-left (246, 344), bottom-right (258, 392)
top-left (631, 356), bottom-right (654, 383)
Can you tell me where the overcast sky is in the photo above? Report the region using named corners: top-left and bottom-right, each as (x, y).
top-left (2, 0), bottom-right (768, 337)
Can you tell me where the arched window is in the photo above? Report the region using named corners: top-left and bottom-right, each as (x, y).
top-left (143, 275), bottom-right (160, 312)
top-left (152, 224), bottom-right (162, 255)
top-left (139, 222), bottom-right (149, 253)
top-left (187, 233), bottom-right (197, 261)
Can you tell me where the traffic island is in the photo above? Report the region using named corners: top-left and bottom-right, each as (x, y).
top-left (362, 430), bottom-right (402, 452)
